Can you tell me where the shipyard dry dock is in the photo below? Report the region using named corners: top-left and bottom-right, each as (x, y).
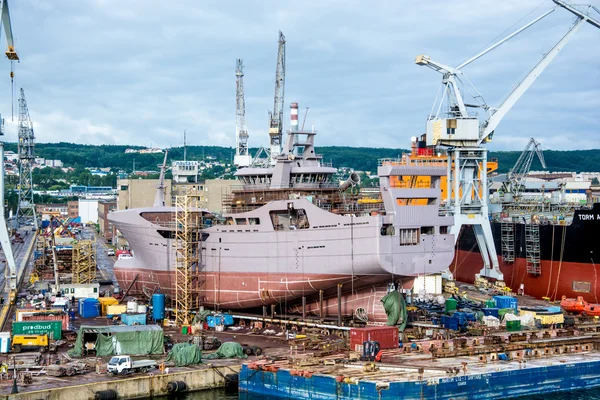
top-left (240, 331), bottom-right (600, 400)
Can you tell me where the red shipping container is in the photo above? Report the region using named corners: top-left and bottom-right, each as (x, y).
top-left (22, 313), bottom-right (69, 330)
top-left (350, 326), bottom-right (398, 352)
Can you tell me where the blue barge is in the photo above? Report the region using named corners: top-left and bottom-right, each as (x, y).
top-left (240, 353), bottom-right (600, 399)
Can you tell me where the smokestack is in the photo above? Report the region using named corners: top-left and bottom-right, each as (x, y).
top-left (290, 102), bottom-right (299, 132)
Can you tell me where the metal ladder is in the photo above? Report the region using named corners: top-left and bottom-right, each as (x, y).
top-left (525, 223), bottom-right (541, 275)
top-left (501, 223), bottom-right (515, 263)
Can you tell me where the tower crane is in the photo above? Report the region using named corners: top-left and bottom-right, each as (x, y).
top-left (233, 59), bottom-right (251, 168)
top-left (505, 138), bottom-right (546, 200)
top-left (268, 31), bottom-right (285, 164)
top-left (16, 88), bottom-right (38, 230)
top-left (0, 0), bottom-right (20, 303)
top-left (415, 0), bottom-right (600, 281)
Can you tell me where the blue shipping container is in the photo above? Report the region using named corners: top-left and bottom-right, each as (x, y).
top-left (206, 314), bottom-right (234, 328)
top-left (121, 313), bottom-right (146, 326)
top-left (81, 298), bottom-right (100, 318)
top-left (483, 308), bottom-right (500, 318)
top-left (493, 296), bottom-right (518, 311)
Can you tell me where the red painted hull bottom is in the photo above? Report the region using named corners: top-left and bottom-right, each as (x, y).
top-left (114, 267), bottom-right (395, 319)
top-left (452, 249), bottom-right (600, 303)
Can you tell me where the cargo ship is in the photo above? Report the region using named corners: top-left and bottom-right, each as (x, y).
top-left (453, 201), bottom-right (600, 302)
top-left (109, 104), bottom-right (455, 318)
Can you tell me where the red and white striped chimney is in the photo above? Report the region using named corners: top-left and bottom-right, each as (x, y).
top-left (290, 102), bottom-right (299, 131)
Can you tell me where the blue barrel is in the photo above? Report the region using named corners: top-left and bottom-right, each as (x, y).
top-left (152, 294), bottom-right (166, 320)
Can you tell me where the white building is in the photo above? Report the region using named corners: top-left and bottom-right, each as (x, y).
top-left (78, 199), bottom-right (99, 224)
top-left (172, 160), bottom-right (199, 183)
top-left (45, 159), bottom-right (63, 168)
top-left (4, 151), bottom-right (18, 162)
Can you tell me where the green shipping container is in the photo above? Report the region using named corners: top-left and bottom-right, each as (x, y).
top-left (12, 320), bottom-right (62, 340)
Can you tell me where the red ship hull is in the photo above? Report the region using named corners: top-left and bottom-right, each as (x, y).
top-left (452, 249), bottom-right (600, 303)
top-left (114, 267), bottom-right (393, 311)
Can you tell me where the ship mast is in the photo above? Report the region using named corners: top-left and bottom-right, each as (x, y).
top-left (153, 150), bottom-right (169, 207)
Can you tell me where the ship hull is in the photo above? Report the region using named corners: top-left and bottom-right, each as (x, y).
top-left (454, 204), bottom-right (600, 302)
top-left (114, 266), bottom-right (392, 309)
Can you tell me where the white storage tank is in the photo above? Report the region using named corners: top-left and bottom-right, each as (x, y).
top-left (126, 301), bottom-right (138, 313)
top-left (137, 304), bottom-right (147, 314)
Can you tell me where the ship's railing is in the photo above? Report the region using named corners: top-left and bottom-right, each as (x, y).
top-left (228, 182), bottom-right (340, 191)
top-left (224, 201), bottom-right (386, 215)
top-left (378, 157), bottom-right (447, 167)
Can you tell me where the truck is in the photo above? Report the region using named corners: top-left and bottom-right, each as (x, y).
top-left (106, 355), bottom-right (156, 375)
top-left (12, 334), bottom-right (56, 353)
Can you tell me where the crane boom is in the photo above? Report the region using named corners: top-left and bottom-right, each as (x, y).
top-left (1, 0), bottom-right (17, 60)
top-left (479, 17), bottom-right (586, 144)
top-left (269, 31), bottom-right (285, 162)
top-left (234, 59), bottom-right (251, 167)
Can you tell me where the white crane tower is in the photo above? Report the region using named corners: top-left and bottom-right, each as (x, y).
top-left (416, 0), bottom-right (600, 281)
top-left (16, 88), bottom-right (38, 229)
top-left (0, 0), bottom-right (19, 301)
top-left (233, 59), bottom-right (251, 168)
top-left (268, 31), bottom-right (286, 164)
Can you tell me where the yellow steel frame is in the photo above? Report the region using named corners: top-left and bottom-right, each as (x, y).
top-left (72, 239), bottom-right (96, 284)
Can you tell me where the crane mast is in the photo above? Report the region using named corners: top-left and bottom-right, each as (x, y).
top-left (16, 88), bottom-right (37, 230)
top-left (0, 0), bottom-right (20, 302)
top-left (505, 138), bottom-right (546, 200)
top-left (415, 1), bottom-right (600, 281)
top-left (268, 31), bottom-right (285, 164)
top-left (233, 59), bottom-right (251, 168)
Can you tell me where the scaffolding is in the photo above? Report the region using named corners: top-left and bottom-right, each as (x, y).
top-left (174, 193), bottom-right (203, 327)
top-left (34, 236), bottom-right (47, 272)
top-left (72, 240), bottom-right (97, 284)
top-left (525, 224), bottom-right (541, 275)
top-left (501, 223), bottom-right (515, 263)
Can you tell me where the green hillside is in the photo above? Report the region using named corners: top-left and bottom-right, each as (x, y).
top-left (5, 142), bottom-right (599, 175)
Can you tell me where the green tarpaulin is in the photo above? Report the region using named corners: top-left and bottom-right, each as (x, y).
top-left (203, 342), bottom-right (247, 359)
top-left (381, 290), bottom-right (408, 331)
top-left (166, 343), bottom-right (203, 367)
top-left (68, 325), bottom-right (164, 357)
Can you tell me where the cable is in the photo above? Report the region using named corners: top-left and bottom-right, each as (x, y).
top-left (460, 0), bottom-right (550, 66)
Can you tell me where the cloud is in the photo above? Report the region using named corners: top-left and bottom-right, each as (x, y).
top-left (1, 0), bottom-right (598, 152)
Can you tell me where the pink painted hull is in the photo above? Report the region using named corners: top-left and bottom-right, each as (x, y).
top-left (114, 267), bottom-right (393, 311)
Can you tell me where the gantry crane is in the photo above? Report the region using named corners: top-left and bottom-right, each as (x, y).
top-left (505, 138), bottom-right (546, 200)
top-left (233, 59), bottom-right (251, 168)
top-left (0, 0), bottom-right (20, 303)
top-left (16, 88), bottom-right (38, 229)
top-left (268, 31), bottom-right (285, 164)
top-left (416, 0), bottom-right (600, 280)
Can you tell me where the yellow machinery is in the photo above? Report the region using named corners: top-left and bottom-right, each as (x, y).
top-left (12, 334), bottom-right (49, 353)
top-left (29, 272), bottom-right (39, 285)
top-left (474, 275), bottom-right (490, 290)
top-left (443, 280), bottom-right (459, 294)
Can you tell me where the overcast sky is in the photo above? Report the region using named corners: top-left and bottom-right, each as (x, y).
top-left (2, 0), bottom-right (599, 151)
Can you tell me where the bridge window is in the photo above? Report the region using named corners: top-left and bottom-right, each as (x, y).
top-left (421, 226), bottom-right (434, 235)
top-left (380, 224), bottom-right (394, 236)
top-left (399, 229), bottom-right (419, 245)
top-left (270, 207), bottom-right (309, 231)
